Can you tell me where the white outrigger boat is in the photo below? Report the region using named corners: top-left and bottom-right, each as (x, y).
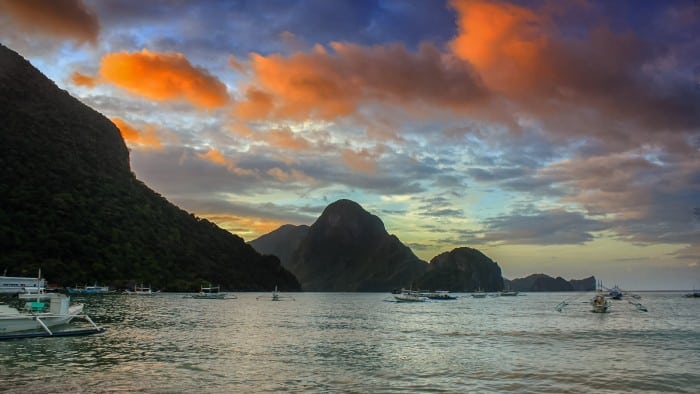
top-left (391, 289), bottom-right (429, 302)
top-left (191, 284), bottom-right (230, 299)
top-left (124, 283), bottom-right (158, 295)
top-left (555, 280), bottom-right (647, 314)
top-left (0, 293), bottom-right (104, 340)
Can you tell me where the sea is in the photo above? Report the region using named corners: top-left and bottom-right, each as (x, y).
top-left (1, 292), bottom-right (698, 393)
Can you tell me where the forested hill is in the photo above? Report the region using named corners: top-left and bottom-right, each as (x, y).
top-left (0, 43), bottom-right (300, 291)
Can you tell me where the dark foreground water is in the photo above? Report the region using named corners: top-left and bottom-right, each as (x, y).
top-left (1, 292), bottom-right (698, 393)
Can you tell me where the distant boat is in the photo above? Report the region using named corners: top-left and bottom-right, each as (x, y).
top-left (66, 283), bottom-right (111, 295)
top-left (0, 269), bottom-right (46, 295)
top-left (393, 289), bottom-right (429, 302)
top-left (591, 293), bottom-right (610, 313)
top-left (685, 290), bottom-right (700, 298)
top-left (471, 287), bottom-right (487, 298)
top-left (191, 284), bottom-right (227, 299)
top-left (124, 284), bottom-right (157, 295)
top-left (607, 285), bottom-right (623, 300)
top-left (557, 280), bottom-right (647, 313)
top-left (256, 285), bottom-right (293, 301)
top-left (419, 290), bottom-right (457, 300)
top-left (0, 293), bottom-right (104, 339)
top-left (499, 290), bottom-right (519, 296)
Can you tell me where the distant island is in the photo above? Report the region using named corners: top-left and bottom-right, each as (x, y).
top-left (505, 274), bottom-right (596, 292)
top-left (251, 200), bottom-right (595, 292)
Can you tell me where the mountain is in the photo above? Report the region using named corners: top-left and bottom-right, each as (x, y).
top-left (0, 43), bottom-right (300, 291)
top-left (505, 274), bottom-right (596, 292)
top-left (249, 224), bottom-right (309, 267)
top-left (568, 276), bottom-right (596, 291)
top-left (413, 247), bottom-right (504, 292)
top-left (253, 199), bottom-right (428, 291)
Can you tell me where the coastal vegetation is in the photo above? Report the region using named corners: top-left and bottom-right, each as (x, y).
top-left (0, 44), bottom-right (299, 291)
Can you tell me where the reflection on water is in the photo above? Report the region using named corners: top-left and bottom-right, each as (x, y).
top-left (1, 292), bottom-right (698, 393)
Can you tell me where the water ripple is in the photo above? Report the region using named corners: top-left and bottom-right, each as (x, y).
top-left (1, 292), bottom-right (698, 393)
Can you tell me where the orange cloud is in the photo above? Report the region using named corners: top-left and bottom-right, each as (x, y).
top-left (0, 0), bottom-right (99, 44)
top-left (263, 129), bottom-right (312, 151)
top-left (449, 0), bottom-right (547, 92)
top-left (197, 148), bottom-right (230, 166)
top-left (100, 49), bottom-right (229, 109)
top-left (70, 71), bottom-right (98, 87)
top-left (235, 41), bottom-right (484, 121)
top-left (111, 117), bottom-right (162, 149)
top-left (341, 146), bottom-right (383, 175)
top-left (197, 213), bottom-right (285, 242)
top-left (197, 148), bottom-right (255, 176)
top-left (267, 168), bottom-right (315, 184)
top-left (233, 87), bottom-right (274, 120)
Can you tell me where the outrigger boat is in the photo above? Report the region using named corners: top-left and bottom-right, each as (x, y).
top-left (191, 284), bottom-right (228, 299)
top-left (418, 290), bottom-right (457, 300)
top-left (392, 289), bottom-right (429, 302)
top-left (0, 293), bottom-right (104, 340)
top-left (471, 287), bottom-right (488, 298)
top-left (607, 285), bottom-right (623, 300)
top-left (256, 285), bottom-right (294, 301)
top-left (591, 293), bottom-right (610, 313)
top-left (124, 283), bottom-right (158, 295)
top-left (66, 283), bottom-right (111, 295)
top-left (556, 280), bottom-right (647, 313)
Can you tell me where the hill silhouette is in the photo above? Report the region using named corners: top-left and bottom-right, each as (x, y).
top-left (249, 224), bottom-right (310, 267)
top-left (253, 199), bottom-right (428, 291)
top-left (413, 247), bottom-right (504, 292)
top-left (505, 274), bottom-right (596, 292)
top-left (0, 43), bottom-right (299, 291)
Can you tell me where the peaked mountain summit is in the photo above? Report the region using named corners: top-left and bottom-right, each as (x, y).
top-left (252, 199), bottom-right (428, 291)
top-left (0, 43), bottom-right (299, 291)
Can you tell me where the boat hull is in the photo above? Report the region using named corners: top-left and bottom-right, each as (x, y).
top-left (393, 295), bottom-right (429, 302)
top-left (192, 294), bottom-right (226, 299)
top-left (0, 305), bottom-right (84, 333)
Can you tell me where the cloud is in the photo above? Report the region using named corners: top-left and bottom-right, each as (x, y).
top-left (235, 41), bottom-right (485, 120)
top-left (478, 208), bottom-right (609, 245)
top-left (196, 148), bottom-right (256, 176)
top-left (449, 0), bottom-right (546, 92)
top-left (228, 55), bottom-right (246, 73)
top-left (266, 168), bottom-right (316, 184)
top-left (262, 128), bottom-right (313, 151)
top-left (99, 49), bottom-right (230, 109)
top-left (0, 0), bottom-right (99, 44)
top-left (340, 146), bottom-right (383, 175)
top-left (448, 0), bottom-right (700, 152)
top-left (70, 71), bottom-right (98, 88)
top-left (111, 117), bottom-right (162, 149)
top-left (529, 151), bottom-right (700, 245)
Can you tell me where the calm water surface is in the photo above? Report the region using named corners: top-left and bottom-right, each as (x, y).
top-left (1, 292), bottom-right (698, 393)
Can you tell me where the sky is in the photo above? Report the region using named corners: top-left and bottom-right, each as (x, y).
top-left (1, 0), bottom-right (699, 290)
